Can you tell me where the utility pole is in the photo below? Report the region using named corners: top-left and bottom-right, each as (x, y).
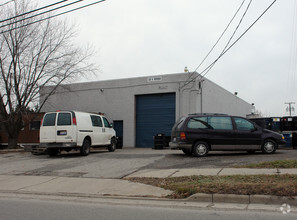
top-left (285, 102), bottom-right (295, 116)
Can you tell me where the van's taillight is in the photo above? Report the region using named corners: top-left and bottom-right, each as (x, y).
top-left (72, 117), bottom-right (77, 125)
top-left (180, 132), bottom-right (186, 141)
top-left (40, 118), bottom-right (43, 126)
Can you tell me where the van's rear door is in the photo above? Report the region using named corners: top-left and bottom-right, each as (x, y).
top-left (55, 112), bottom-right (76, 143)
top-left (40, 113), bottom-right (57, 143)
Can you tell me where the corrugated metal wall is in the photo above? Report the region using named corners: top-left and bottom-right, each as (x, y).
top-left (136, 93), bottom-right (176, 147)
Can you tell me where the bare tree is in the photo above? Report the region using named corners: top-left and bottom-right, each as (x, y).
top-left (0, 0), bottom-right (97, 148)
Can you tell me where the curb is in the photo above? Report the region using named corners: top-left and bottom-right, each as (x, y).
top-left (1, 191), bottom-right (296, 214)
top-left (188, 193), bottom-right (297, 206)
top-left (0, 149), bottom-right (25, 154)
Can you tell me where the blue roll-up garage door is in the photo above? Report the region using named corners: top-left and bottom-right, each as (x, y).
top-left (136, 93), bottom-right (176, 147)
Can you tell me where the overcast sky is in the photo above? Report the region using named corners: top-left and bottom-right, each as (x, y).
top-left (46, 0), bottom-right (296, 117)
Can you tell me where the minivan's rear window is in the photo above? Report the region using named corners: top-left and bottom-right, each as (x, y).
top-left (42, 113), bottom-right (56, 126)
top-left (57, 113), bottom-right (72, 126)
top-left (187, 117), bottom-right (208, 129)
top-left (209, 116), bottom-right (233, 130)
top-left (173, 116), bottom-right (186, 131)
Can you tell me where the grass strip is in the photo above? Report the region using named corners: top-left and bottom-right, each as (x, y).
top-left (235, 159), bottom-right (297, 168)
top-left (127, 174), bottom-right (297, 198)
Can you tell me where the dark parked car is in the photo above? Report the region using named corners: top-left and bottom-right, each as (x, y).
top-left (169, 113), bottom-right (286, 157)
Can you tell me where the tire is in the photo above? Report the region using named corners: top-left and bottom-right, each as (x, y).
top-left (182, 149), bottom-right (192, 155)
top-left (48, 148), bottom-right (59, 157)
top-left (80, 139), bottom-right (91, 156)
top-left (262, 139), bottom-right (277, 154)
top-left (108, 137), bottom-right (116, 152)
top-left (192, 141), bottom-right (209, 157)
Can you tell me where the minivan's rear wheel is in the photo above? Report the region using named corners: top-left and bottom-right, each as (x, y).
top-left (80, 139), bottom-right (91, 156)
top-left (262, 139), bottom-right (277, 154)
top-left (192, 141), bottom-right (209, 157)
top-left (108, 137), bottom-right (116, 152)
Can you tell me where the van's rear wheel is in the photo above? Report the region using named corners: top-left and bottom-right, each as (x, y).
top-left (192, 141), bottom-right (209, 157)
top-left (48, 148), bottom-right (59, 157)
top-left (108, 137), bottom-right (116, 152)
top-left (80, 139), bottom-right (91, 156)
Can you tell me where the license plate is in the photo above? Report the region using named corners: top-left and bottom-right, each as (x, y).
top-left (57, 130), bottom-right (67, 135)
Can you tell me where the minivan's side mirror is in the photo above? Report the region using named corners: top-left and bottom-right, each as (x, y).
top-left (110, 123), bottom-right (113, 128)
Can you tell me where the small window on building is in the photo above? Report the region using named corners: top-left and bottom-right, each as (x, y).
top-left (30, 120), bottom-right (41, 130)
top-left (57, 113), bottom-right (72, 126)
top-left (208, 117), bottom-right (233, 130)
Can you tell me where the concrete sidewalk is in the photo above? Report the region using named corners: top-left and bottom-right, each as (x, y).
top-left (125, 168), bottom-right (297, 178)
top-left (0, 175), bottom-right (172, 198)
top-left (1, 168), bottom-right (297, 207)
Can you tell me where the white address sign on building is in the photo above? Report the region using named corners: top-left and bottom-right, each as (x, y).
top-left (147, 76), bottom-right (162, 82)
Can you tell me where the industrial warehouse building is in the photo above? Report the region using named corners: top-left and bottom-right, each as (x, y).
top-left (40, 72), bottom-right (253, 148)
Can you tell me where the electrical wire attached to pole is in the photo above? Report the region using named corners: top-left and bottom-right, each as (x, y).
top-left (0, 0), bottom-right (106, 34)
top-left (182, 0), bottom-right (277, 88)
top-left (0, 0), bottom-right (69, 24)
top-left (184, 0), bottom-right (247, 85)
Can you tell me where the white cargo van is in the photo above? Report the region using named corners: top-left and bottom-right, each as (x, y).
top-left (40, 111), bottom-right (117, 156)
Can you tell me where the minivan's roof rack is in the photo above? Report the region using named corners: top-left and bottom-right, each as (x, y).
top-left (188, 113), bottom-right (229, 116)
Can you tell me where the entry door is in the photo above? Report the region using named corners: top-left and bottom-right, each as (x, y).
top-left (113, 120), bottom-right (123, 147)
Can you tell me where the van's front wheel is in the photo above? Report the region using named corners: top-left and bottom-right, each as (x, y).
top-left (108, 137), bottom-right (116, 152)
top-left (80, 139), bottom-right (91, 156)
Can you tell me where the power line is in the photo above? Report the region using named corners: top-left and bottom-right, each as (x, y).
top-left (185, 0), bottom-right (247, 85)
top-left (220, 0), bottom-right (253, 58)
top-left (1, 0), bottom-right (106, 34)
top-left (0, 0), bottom-right (69, 24)
top-left (198, 0), bottom-right (253, 80)
top-left (201, 0), bottom-right (276, 78)
top-left (184, 0), bottom-right (252, 86)
top-left (0, 0), bottom-right (86, 30)
top-left (0, 0), bottom-right (14, 7)
top-left (184, 0), bottom-right (277, 87)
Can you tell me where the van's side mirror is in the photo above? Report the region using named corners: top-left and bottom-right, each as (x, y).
top-left (110, 123), bottom-right (113, 128)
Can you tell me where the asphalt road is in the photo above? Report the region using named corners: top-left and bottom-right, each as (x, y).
top-left (0, 147), bottom-right (297, 179)
top-left (0, 197), bottom-right (296, 220)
